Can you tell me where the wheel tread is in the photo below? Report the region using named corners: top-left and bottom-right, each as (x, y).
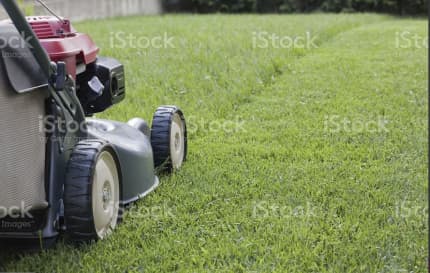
top-left (64, 139), bottom-right (119, 244)
top-left (150, 106), bottom-right (188, 172)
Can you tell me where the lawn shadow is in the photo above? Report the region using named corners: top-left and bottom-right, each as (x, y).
top-left (0, 238), bottom-right (70, 271)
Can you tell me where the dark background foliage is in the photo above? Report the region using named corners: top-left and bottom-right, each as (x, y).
top-left (164, 0), bottom-right (427, 15)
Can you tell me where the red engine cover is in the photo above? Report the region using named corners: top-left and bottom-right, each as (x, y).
top-left (27, 16), bottom-right (99, 79)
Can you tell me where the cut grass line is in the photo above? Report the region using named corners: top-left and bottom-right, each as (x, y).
top-left (224, 16), bottom-right (394, 115)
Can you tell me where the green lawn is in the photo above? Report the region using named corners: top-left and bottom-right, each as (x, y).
top-left (1, 14), bottom-right (428, 273)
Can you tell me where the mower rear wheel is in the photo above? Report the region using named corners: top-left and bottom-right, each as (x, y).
top-left (64, 139), bottom-right (121, 243)
top-left (151, 106), bottom-right (187, 172)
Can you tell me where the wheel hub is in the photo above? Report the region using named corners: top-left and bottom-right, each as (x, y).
top-left (174, 132), bottom-right (180, 150)
top-left (102, 181), bottom-right (112, 210)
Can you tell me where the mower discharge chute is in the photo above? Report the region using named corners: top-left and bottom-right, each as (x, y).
top-left (0, 0), bottom-right (187, 247)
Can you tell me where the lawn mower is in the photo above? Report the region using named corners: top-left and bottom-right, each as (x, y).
top-left (0, 0), bottom-right (187, 248)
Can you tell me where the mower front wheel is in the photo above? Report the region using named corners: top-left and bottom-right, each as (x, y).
top-left (151, 106), bottom-right (187, 172)
top-left (64, 139), bottom-right (121, 243)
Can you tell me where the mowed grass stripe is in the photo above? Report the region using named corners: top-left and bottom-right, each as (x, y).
top-left (224, 19), bottom-right (427, 272)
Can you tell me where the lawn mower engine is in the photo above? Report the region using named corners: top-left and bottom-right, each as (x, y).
top-left (0, 1), bottom-right (187, 250)
top-left (28, 16), bottom-right (125, 115)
